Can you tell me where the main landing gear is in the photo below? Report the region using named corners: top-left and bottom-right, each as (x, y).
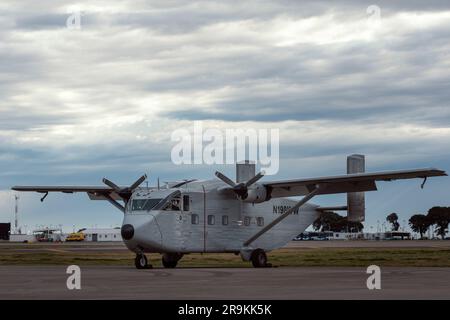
top-left (134, 253), bottom-right (183, 269)
top-left (135, 253), bottom-right (152, 269)
top-left (250, 249), bottom-right (271, 268)
top-left (162, 253), bottom-right (183, 268)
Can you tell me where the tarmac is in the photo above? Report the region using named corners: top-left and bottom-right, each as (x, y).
top-left (1, 265), bottom-right (449, 299)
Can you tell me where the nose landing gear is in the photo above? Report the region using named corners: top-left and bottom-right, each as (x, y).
top-left (135, 254), bottom-right (152, 269)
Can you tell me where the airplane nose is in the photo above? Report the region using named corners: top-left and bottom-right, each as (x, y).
top-left (121, 224), bottom-right (134, 240)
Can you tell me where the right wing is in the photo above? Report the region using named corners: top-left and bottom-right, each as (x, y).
top-left (263, 168), bottom-right (447, 198)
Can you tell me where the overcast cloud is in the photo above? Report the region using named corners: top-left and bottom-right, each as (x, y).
top-left (0, 0), bottom-right (449, 232)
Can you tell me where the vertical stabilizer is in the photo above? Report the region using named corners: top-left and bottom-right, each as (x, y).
top-left (236, 160), bottom-right (256, 183)
top-left (347, 154), bottom-right (365, 222)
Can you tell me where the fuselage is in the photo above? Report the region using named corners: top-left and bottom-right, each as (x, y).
top-left (122, 179), bottom-right (321, 254)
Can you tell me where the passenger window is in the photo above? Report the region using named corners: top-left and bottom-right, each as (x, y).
top-left (191, 214), bottom-right (199, 225)
top-left (222, 215), bottom-right (229, 226)
top-left (244, 216), bottom-right (251, 226)
top-left (257, 217), bottom-right (264, 226)
top-left (208, 215), bottom-right (215, 225)
top-left (183, 195), bottom-right (190, 211)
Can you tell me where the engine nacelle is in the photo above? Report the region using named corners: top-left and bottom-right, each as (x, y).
top-left (242, 184), bottom-right (267, 203)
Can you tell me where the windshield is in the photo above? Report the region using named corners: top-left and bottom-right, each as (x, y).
top-left (131, 198), bottom-right (162, 211)
top-left (153, 190), bottom-right (182, 211)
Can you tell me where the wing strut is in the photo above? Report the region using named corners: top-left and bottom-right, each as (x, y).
top-left (243, 184), bottom-right (324, 247)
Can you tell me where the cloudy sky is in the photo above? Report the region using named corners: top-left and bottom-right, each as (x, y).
top-left (0, 0), bottom-right (449, 233)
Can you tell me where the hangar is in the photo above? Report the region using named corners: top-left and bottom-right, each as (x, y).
top-left (0, 223), bottom-right (11, 240)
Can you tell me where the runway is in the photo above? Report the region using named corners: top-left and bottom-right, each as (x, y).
top-left (1, 266), bottom-right (449, 299)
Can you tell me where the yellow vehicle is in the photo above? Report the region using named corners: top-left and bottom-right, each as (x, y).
top-left (65, 232), bottom-right (85, 242)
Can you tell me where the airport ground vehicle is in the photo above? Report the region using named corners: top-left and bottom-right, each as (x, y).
top-left (65, 232), bottom-right (85, 242)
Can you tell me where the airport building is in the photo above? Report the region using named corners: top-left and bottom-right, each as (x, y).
top-left (80, 228), bottom-right (122, 242)
top-left (364, 231), bottom-right (411, 240)
top-left (5, 226), bottom-right (123, 242)
top-left (296, 231), bottom-right (411, 241)
top-left (9, 234), bottom-right (36, 242)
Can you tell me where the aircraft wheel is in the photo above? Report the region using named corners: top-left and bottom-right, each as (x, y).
top-left (135, 254), bottom-right (151, 269)
top-left (162, 253), bottom-right (181, 268)
top-left (251, 249), bottom-right (267, 268)
top-left (162, 258), bottom-right (177, 268)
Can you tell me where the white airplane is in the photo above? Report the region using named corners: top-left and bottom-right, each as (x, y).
top-left (12, 155), bottom-right (446, 269)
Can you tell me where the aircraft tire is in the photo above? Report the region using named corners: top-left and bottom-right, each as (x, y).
top-left (162, 253), bottom-right (180, 268)
top-left (135, 254), bottom-right (149, 269)
top-left (251, 249), bottom-right (267, 268)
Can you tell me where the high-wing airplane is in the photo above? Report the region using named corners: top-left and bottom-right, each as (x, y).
top-left (12, 155), bottom-right (446, 269)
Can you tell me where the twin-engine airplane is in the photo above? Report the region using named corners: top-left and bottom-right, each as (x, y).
top-left (13, 155), bottom-right (446, 269)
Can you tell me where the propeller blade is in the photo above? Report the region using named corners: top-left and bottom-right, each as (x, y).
top-left (245, 171), bottom-right (265, 187)
top-left (129, 174), bottom-right (148, 191)
top-left (215, 171), bottom-right (236, 187)
top-left (102, 178), bottom-right (121, 192)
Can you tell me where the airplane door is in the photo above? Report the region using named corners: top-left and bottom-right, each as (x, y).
top-left (182, 188), bottom-right (206, 252)
top-left (92, 233), bottom-right (98, 242)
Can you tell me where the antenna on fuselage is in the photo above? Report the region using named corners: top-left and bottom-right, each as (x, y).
top-left (157, 177), bottom-right (160, 190)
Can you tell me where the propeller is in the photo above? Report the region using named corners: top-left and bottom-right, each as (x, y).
top-left (102, 174), bottom-right (147, 202)
top-left (215, 170), bottom-right (265, 200)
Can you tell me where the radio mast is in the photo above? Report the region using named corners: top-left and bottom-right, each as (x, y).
top-left (14, 194), bottom-right (19, 234)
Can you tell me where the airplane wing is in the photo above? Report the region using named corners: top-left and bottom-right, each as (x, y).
top-left (11, 186), bottom-right (123, 200)
top-left (12, 174), bottom-right (150, 203)
top-left (263, 168), bottom-right (447, 198)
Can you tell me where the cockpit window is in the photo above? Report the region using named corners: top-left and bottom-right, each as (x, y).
top-left (161, 198), bottom-right (181, 211)
top-left (132, 198), bottom-right (162, 211)
top-left (153, 190), bottom-right (182, 211)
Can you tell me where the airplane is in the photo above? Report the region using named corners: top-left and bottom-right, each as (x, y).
top-left (12, 154), bottom-right (446, 269)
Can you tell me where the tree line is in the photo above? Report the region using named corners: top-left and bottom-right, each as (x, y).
top-left (313, 212), bottom-right (364, 233)
top-left (313, 206), bottom-right (450, 239)
top-left (408, 207), bottom-right (450, 239)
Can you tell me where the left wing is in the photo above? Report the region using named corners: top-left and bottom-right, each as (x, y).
top-left (263, 168), bottom-right (447, 198)
top-left (12, 174), bottom-right (149, 203)
top-left (11, 186), bottom-right (123, 200)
